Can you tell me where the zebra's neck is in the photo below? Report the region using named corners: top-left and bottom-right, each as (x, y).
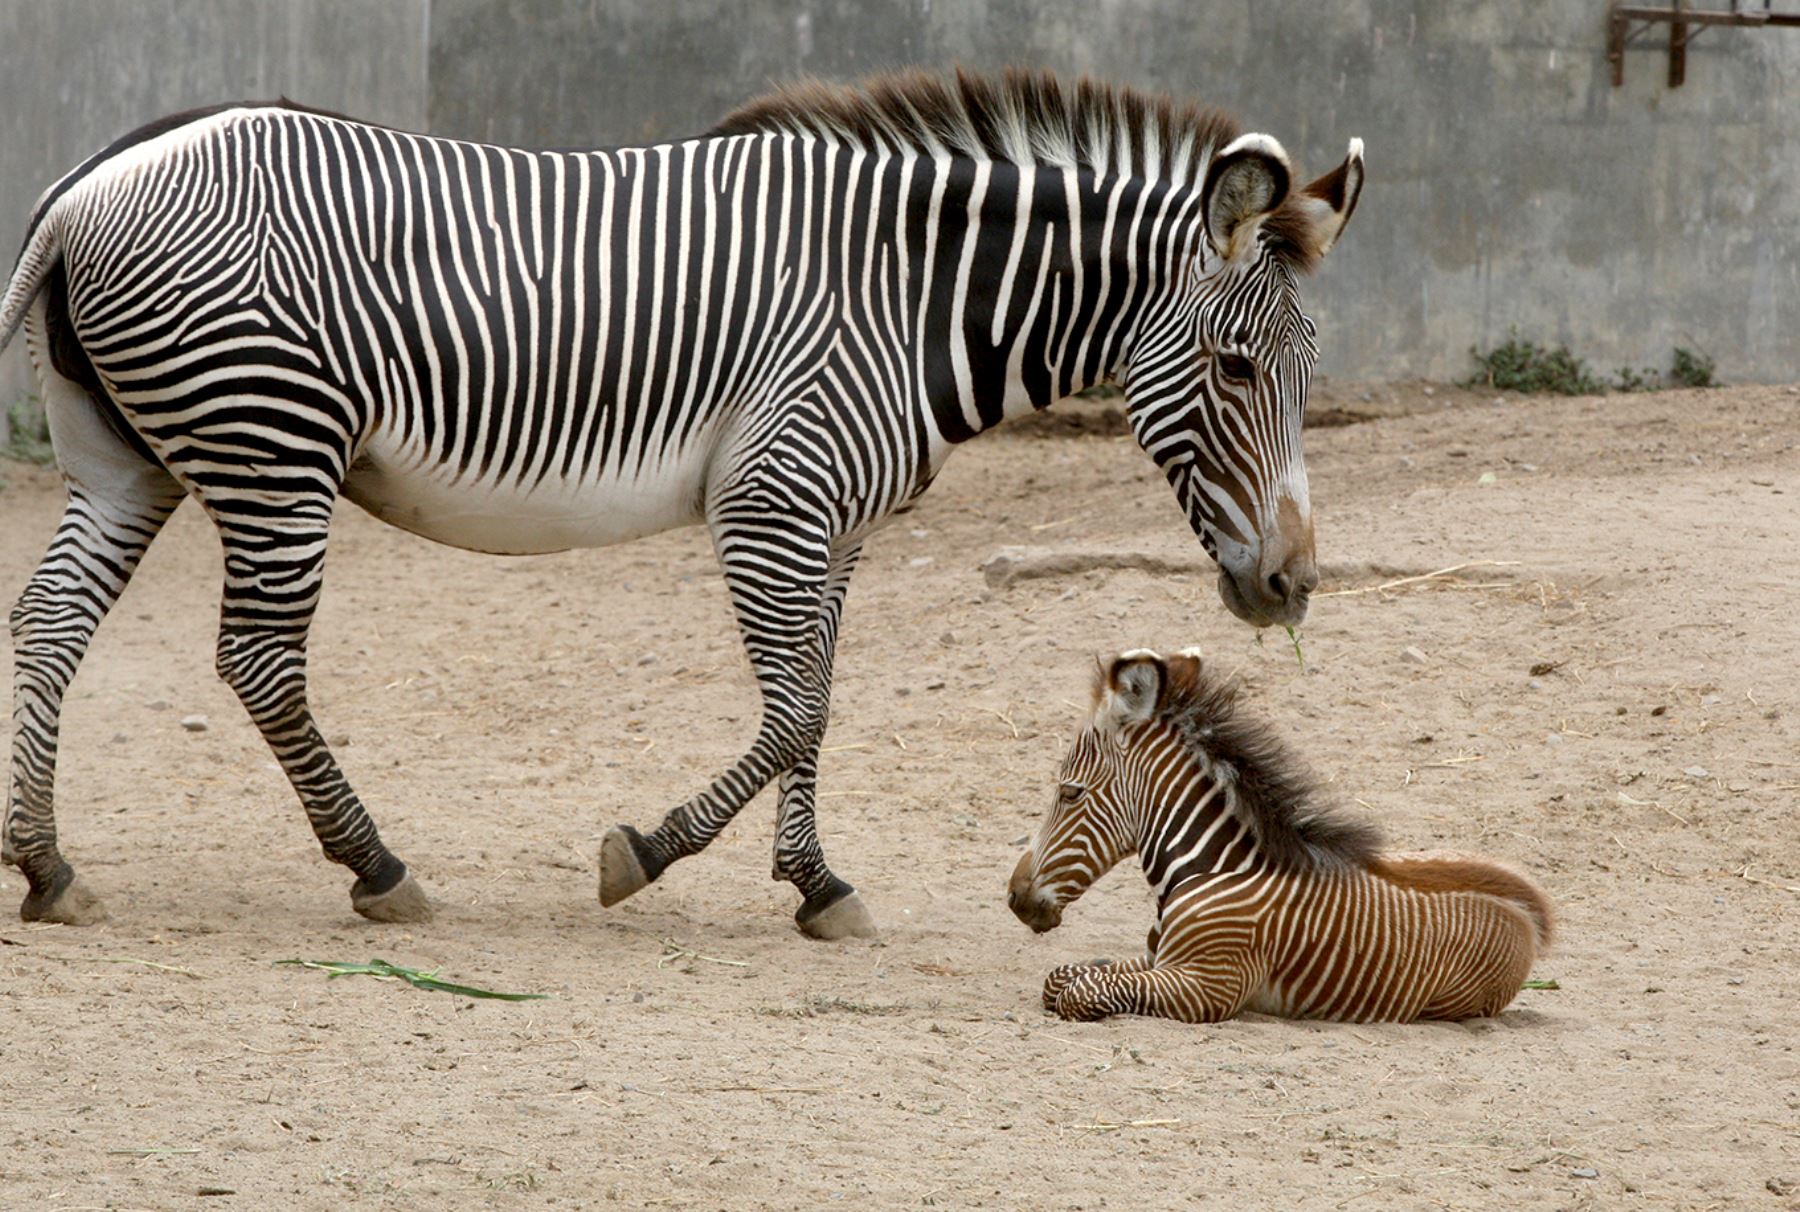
top-left (1137, 772), bottom-right (1261, 902)
top-left (917, 158), bottom-right (1200, 445)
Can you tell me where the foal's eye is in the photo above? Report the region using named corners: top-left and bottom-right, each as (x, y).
top-left (1058, 782), bottom-right (1087, 804)
top-left (1216, 352), bottom-right (1256, 383)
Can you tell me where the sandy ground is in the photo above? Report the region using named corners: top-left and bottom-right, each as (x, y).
top-left (1, 380), bottom-right (1798, 1210)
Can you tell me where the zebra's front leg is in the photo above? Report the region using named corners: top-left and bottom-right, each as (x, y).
top-left (599, 518), bottom-right (867, 933)
top-left (771, 541), bottom-right (875, 940)
top-left (8, 483), bottom-right (184, 923)
top-left (208, 499), bottom-right (430, 923)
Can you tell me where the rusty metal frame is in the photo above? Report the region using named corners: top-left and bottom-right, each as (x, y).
top-left (1608, 0), bottom-right (1800, 87)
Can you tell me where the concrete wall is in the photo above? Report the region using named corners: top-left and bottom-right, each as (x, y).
top-left (3, 0), bottom-right (1796, 420)
top-left (0, 0), bottom-right (429, 414)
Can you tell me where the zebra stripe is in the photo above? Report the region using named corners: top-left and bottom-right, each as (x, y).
top-left (1012, 650), bottom-right (1553, 1022)
top-left (2, 72), bottom-right (1363, 933)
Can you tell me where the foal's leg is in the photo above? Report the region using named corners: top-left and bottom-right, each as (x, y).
top-left (1042, 924), bottom-right (1162, 1007)
top-left (1052, 951), bottom-right (1261, 1024)
top-left (769, 541), bottom-right (874, 939)
top-left (198, 484), bottom-right (429, 922)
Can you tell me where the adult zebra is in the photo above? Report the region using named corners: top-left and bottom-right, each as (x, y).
top-left (0, 70), bottom-right (1363, 937)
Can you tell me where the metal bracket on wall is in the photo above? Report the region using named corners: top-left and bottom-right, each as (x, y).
top-left (1608, 1), bottom-right (1800, 87)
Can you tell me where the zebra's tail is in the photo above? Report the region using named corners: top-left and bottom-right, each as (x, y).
top-left (0, 204), bottom-right (63, 358)
top-left (1373, 850), bottom-right (1556, 953)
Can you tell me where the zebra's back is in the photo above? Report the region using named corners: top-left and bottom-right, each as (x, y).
top-left (50, 106), bottom-right (908, 552)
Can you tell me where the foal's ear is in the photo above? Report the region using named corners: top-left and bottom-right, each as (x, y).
top-left (1291, 137), bottom-right (1366, 258)
top-left (1104, 650), bottom-right (1166, 728)
top-left (1202, 133), bottom-right (1293, 262)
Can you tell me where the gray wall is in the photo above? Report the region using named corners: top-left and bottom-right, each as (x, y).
top-left (0, 0), bottom-right (429, 411)
top-left (4, 0), bottom-right (1797, 415)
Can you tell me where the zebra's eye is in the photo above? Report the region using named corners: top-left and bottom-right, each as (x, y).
top-left (1216, 352), bottom-right (1256, 383)
top-left (1058, 781), bottom-right (1087, 805)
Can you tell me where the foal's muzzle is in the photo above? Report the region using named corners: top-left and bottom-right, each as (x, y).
top-left (1008, 852), bottom-right (1063, 933)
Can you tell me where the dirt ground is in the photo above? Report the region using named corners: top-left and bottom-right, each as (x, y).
top-left (2, 379), bottom-right (1798, 1210)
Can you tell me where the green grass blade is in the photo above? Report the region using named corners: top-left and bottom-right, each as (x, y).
top-left (274, 957), bottom-right (550, 1000)
top-left (1521, 977), bottom-right (1560, 991)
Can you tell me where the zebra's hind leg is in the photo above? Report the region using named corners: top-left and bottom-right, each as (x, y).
top-left (206, 496), bottom-right (430, 923)
top-left (8, 483), bottom-right (184, 923)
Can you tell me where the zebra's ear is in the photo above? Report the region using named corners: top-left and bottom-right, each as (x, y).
top-left (1202, 133), bottom-right (1293, 262)
top-left (1291, 137), bottom-right (1365, 258)
top-left (1104, 650), bottom-right (1166, 728)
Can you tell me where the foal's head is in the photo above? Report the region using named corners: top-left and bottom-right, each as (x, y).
top-left (1007, 648), bottom-right (1377, 933)
top-left (1007, 649), bottom-right (1208, 932)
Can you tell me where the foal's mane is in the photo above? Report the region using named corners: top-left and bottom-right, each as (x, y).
top-left (1155, 660), bottom-right (1382, 872)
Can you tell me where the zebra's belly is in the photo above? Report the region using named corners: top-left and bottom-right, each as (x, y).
top-left (342, 444), bottom-right (710, 555)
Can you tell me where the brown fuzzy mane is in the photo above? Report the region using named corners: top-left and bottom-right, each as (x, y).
top-left (1152, 659), bottom-right (1382, 871)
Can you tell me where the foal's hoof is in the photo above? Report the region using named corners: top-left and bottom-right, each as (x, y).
top-left (20, 871), bottom-right (108, 926)
top-left (352, 873), bottom-right (434, 923)
top-left (795, 889), bottom-right (879, 941)
top-left (598, 826), bottom-right (652, 908)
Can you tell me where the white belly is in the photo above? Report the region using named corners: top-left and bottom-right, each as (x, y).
top-left (342, 435), bottom-right (712, 555)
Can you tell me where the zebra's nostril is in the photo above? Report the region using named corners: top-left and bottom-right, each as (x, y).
top-left (1267, 571), bottom-right (1291, 603)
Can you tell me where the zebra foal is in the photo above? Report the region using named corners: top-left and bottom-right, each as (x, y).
top-left (1010, 650), bottom-right (1554, 1023)
top-left (1, 70), bottom-right (1363, 935)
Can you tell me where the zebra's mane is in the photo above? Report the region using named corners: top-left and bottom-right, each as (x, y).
top-left (1152, 659), bottom-right (1383, 872)
top-left (713, 67), bottom-right (1232, 186)
top-left (712, 68), bottom-right (1326, 272)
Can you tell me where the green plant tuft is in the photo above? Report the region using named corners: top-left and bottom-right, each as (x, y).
top-left (4, 396), bottom-right (54, 465)
top-left (1467, 332), bottom-right (1722, 395)
top-left (1463, 332), bottom-right (1607, 395)
top-left (1670, 346), bottom-right (1716, 389)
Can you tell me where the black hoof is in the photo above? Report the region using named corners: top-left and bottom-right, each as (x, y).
top-left (20, 860), bottom-right (107, 925)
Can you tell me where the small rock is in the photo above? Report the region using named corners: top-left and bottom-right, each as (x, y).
top-left (330, 734), bottom-right (351, 747)
top-left (1477, 471), bottom-right (1498, 486)
top-left (1402, 645), bottom-right (1429, 665)
top-left (925, 680), bottom-right (946, 691)
top-left (909, 528), bottom-right (930, 540)
top-left (1545, 733), bottom-right (1565, 747)
top-left (111, 732), bottom-right (129, 744)
top-left (636, 653), bottom-right (657, 666)
top-left (1683, 765), bottom-right (1711, 780)
top-left (938, 630), bottom-right (957, 646)
top-left (1650, 705), bottom-right (1668, 717)
top-left (1527, 678), bottom-right (1545, 691)
top-left (909, 556), bottom-right (935, 569)
top-left (180, 714), bottom-right (209, 733)
top-left (1700, 694), bottom-right (1722, 706)
top-left (1727, 781), bottom-right (1751, 793)
top-left (1422, 385), bottom-right (1435, 397)
top-left (1570, 1168), bottom-right (1599, 1180)
top-left (148, 700), bottom-right (171, 712)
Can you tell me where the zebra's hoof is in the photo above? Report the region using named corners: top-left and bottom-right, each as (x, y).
top-left (598, 826), bottom-right (652, 907)
top-left (20, 871), bottom-right (108, 925)
top-left (352, 873), bottom-right (434, 923)
top-left (796, 889), bottom-right (878, 941)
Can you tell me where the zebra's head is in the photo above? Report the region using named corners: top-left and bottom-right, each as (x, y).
top-left (1123, 135), bottom-right (1364, 629)
top-left (1009, 648), bottom-right (1196, 933)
